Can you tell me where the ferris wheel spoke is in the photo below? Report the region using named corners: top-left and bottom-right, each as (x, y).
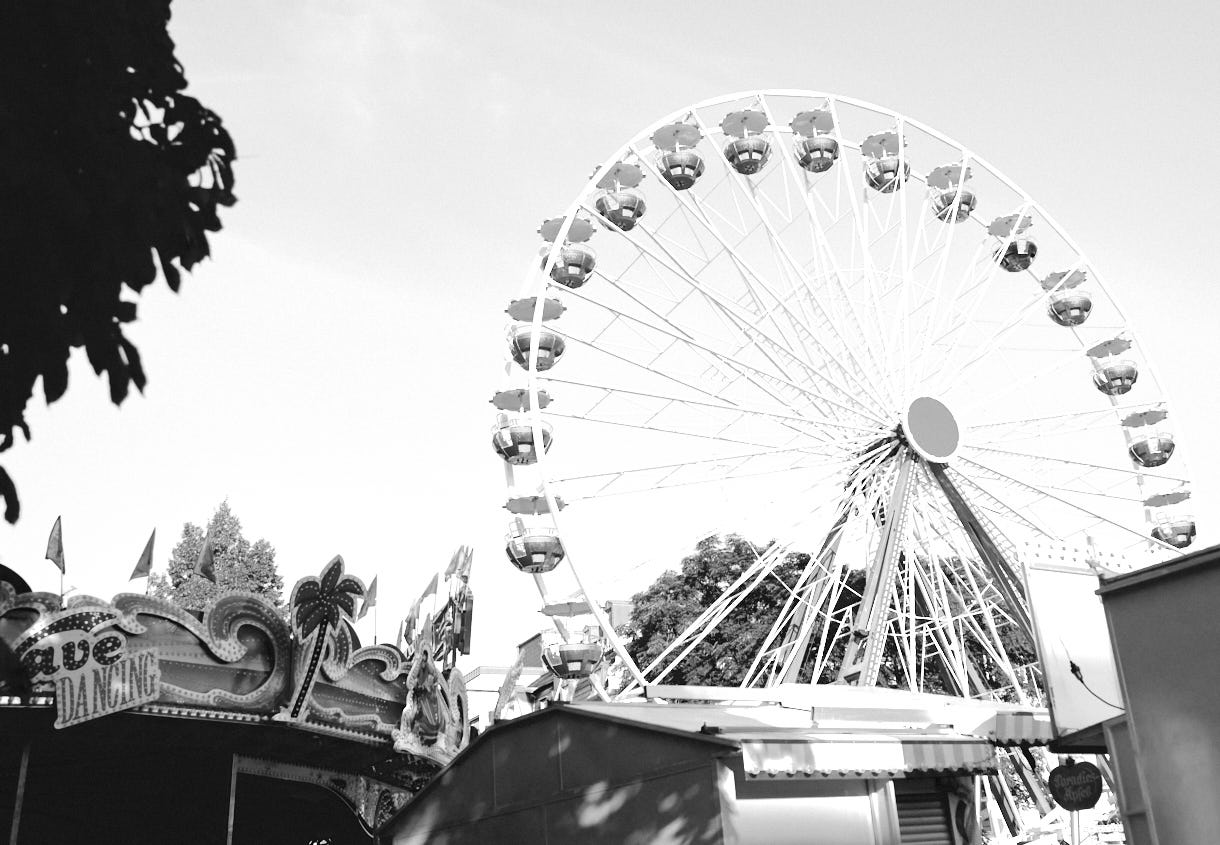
top-left (550, 441), bottom-right (857, 487)
top-left (911, 498), bottom-right (1027, 684)
top-left (960, 443), bottom-right (1189, 485)
top-left (927, 466), bottom-right (1052, 538)
top-left (543, 376), bottom-right (884, 436)
top-left (971, 407), bottom-right (1114, 430)
top-left (968, 403), bottom-right (1159, 445)
top-left (557, 296), bottom-right (890, 427)
top-left (926, 220), bottom-right (1033, 398)
top-left (711, 138), bottom-right (900, 410)
top-left (560, 446), bottom-right (869, 506)
top-left (951, 343), bottom-right (1096, 419)
top-left (545, 321), bottom-right (817, 435)
top-left (932, 265), bottom-right (1090, 391)
top-left (582, 208), bottom-right (890, 424)
top-left (543, 409), bottom-right (788, 449)
top-left (957, 455), bottom-right (1179, 552)
top-left (631, 144), bottom-right (895, 416)
top-left (823, 97), bottom-right (905, 393)
top-left (911, 235), bottom-right (992, 387)
top-left (629, 540), bottom-right (793, 689)
top-left (793, 202), bottom-right (894, 398)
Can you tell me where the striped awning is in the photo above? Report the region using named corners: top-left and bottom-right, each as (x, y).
top-left (740, 734), bottom-right (996, 779)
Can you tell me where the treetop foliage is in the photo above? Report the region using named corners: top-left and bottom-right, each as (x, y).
top-left (621, 534), bottom-right (816, 687)
top-left (149, 502), bottom-right (283, 611)
top-left (0, 1), bottom-right (236, 522)
top-left (620, 533), bottom-right (1035, 696)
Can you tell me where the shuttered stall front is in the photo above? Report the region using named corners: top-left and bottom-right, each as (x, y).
top-left (894, 780), bottom-right (953, 845)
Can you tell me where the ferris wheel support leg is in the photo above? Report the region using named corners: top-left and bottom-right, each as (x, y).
top-left (907, 566), bottom-right (975, 696)
top-left (838, 456), bottom-right (915, 686)
top-left (1013, 747), bottom-right (1054, 817)
top-left (987, 772), bottom-right (1022, 838)
top-left (928, 463), bottom-right (1035, 647)
top-left (773, 519), bottom-right (846, 685)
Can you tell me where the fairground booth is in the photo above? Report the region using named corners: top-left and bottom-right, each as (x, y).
top-left (384, 685), bottom-right (1052, 845)
top-left (1042, 542), bottom-right (1220, 844)
top-left (0, 552), bottom-right (476, 844)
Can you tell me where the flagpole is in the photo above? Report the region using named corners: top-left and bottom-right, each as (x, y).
top-left (374, 603), bottom-right (378, 645)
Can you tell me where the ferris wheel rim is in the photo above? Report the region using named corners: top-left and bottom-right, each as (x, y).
top-left (506, 89), bottom-right (1192, 694)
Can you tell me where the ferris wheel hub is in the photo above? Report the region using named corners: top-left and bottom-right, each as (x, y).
top-left (902, 396), bottom-right (960, 463)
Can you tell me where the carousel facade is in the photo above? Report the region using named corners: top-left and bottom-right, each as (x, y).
top-left (0, 552), bottom-right (476, 844)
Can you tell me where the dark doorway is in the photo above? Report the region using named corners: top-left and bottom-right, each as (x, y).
top-left (232, 774), bottom-right (374, 845)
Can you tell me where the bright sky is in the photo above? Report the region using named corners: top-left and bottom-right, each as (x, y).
top-left (4, 1), bottom-right (1218, 670)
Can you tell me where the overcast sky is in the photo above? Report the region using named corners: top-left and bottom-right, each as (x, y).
top-left (4, 1), bottom-right (1217, 668)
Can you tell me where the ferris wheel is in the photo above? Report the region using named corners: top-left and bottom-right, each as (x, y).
top-left (492, 90), bottom-right (1195, 698)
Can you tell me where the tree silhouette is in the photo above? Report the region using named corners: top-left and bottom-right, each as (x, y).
top-left (0, 1), bottom-right (236, 522)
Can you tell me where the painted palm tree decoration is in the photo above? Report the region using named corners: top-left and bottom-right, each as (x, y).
top-left (281, 555), bottom-right (364, 722)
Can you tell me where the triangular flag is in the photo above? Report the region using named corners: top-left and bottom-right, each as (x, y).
top-left (492, 649), bottom-right (526, 722)
top-left (422, 572), bottom-right (438, 600)
top-left (194, 529), bottom-right (217, 583)
top-left (45, 516), bottom-right (65, 574)
top-left (358, 575), bottom-right (378, 620)
top-left (129, 529), bottom-right (156, 581)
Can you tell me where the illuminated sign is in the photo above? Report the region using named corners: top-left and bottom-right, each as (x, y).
top-left (14, 605), bottom-right (162, 729)
top-left (53, 648), bottom-right (160, 729)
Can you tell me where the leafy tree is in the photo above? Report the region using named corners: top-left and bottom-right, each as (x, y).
top-left (621, 534), bottom-right (821, 686)
top-left (149, 502), bottom-right (283, 611)
top-left (0, 1), bottom-right (236, 523)
top-left (622, 535), bottom-right (1033, 694)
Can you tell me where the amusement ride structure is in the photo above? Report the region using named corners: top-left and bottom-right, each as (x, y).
top-left (493, 89), bottom-right (1197, 704)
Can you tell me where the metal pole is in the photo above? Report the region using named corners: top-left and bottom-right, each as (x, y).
top-left (838, 456), bottom-right (914, 686)
top-left (928, 462), bottom-right (1035, 644)
top-left (1071, 810), bottom-right (1081, 844)
top-left (8, 741), bottom-right (29, 845)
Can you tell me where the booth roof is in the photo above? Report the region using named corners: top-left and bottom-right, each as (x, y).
top-left (587, 683), bottom-right (1054, 746)
top-left (568, 698), bottom-right (1004, 779)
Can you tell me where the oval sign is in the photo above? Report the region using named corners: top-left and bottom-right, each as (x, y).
top-left (1048, 761), bottom-right (1103, 811)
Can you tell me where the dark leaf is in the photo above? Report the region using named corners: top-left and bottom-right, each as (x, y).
top-left (157, 248), bottom-right (181, 292)
top-left (119, 335), bottom-right (146, 393)
top-left (0, 467), bottom-right (18, 523)
top-left (42, 354), bottom-right (69, 404)
top-left (107, 353), bottom-right (130, 404)
top-left (115, 301), bottom-right (138, 322)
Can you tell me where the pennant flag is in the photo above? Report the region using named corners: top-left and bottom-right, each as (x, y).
top-left (45, 516), bottom-right (65, 574)
top-left (492, 649), bottom-right (526, 722)
top-left (194, 529), bottom-right (217, 583)
top-left (402, 572), bottom-right (439, 640)
top-left (129, 529), bottom-right (156, 581)
top-left (358, 575), bottom-right (378, 620)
